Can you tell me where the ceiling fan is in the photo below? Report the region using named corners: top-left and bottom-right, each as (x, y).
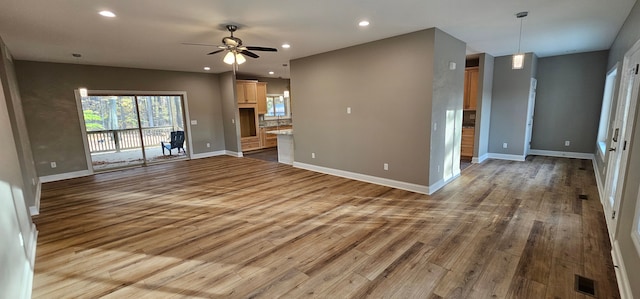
top-left (185, 25), bottom-right (277, 65)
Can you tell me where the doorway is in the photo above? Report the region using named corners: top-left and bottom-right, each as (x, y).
top-left (78, 93), bottom-right (188, 171)
top-left (602, 43), bottom-right (640, 236)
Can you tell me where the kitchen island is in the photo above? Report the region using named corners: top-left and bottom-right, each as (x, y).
top-left (266, 128), bottom-right (293, 165)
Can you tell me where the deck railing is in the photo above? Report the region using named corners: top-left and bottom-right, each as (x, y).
top-left (87, 126), bottom-right (177, 153)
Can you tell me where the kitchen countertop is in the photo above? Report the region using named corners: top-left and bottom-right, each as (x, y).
top-left (266, 128), bottom-right (293, 135)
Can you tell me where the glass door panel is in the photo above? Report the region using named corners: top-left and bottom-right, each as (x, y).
top-left (81, 95), bottom-right (144, 171)
top-left (136, 95), bottom-right (187, 164)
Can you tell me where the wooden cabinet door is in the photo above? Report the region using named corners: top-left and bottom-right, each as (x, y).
top-left (464, 67), bottom-right (479, 110)
top-left (236, 83), bottom-right (246, 103)
top-left (467, 68), bottom-right (479, 110)
top-left (257, 82), bottom-right (267, 114)
top-left (236, 81), bottom-right (258, 104)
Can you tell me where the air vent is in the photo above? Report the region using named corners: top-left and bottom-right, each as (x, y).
top-left (578, 194), bottom-right (588, 200)
top-left (575, 275), bottom-right (596, 297)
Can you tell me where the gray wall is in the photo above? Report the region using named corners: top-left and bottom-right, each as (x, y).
top-left (475, 54), bottom-right (495, 159)
top-left (291, 29), bottom-right (437, 186)
top-left (603, 1), bottom-right (640, 297)
top-left (219, 72), bottom-right (240, 153)
top-left (0, 40), bottom-right (38, 208)
top-left (608, 1), bottom-right (640, 70)
top-left (0, 36), bottom-right (36, 298)
top-left (14, 61), bottom-right (225, 176)
top-left (531, 51), bottom-right (608, 153)
top-left (488, 53), bottom-right (537, 156)
top-left (429, 29), bottom-right (466, 185)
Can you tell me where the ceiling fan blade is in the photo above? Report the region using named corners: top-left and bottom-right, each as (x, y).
top-left (207, 49), bottom-right (225, 55)
top-left (246, 46), bottom-right (278, 52)
top-left (182, 42), bottom-right (218, 47)
top-left (241, 50), bottom-right (260, 58)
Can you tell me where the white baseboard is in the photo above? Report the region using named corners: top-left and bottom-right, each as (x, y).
top-left (612, 240), bottom-right (632, 299)
top-left (427, 173), bottom-right (461, 195)
top-left (486, 153), bottom-right (526, 161)
top-left (293, 162), bottom-right (431, 195)
top-left (529, 149), bottom-right (595, 160)
top-left (29, 181), bottom-right (41, 216)
top-left (191, 150), bottom-right (226, 159)
top-left (39, 170), bottom-right (92, 183)
top-left (472, 154), bottom-right (489, 164)
top-left (226, 150), bottom-right (243, 157)
top-left (592, 158), bottom-right (605, 205)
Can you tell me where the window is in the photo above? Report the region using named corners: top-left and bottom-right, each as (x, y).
top-left (597, 66), bottom-right (618, 157)
top-left (264, 94), bottom-right (291, 119)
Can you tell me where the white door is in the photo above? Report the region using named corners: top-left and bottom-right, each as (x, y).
top-left (602, 45), bottom-right (640, 236)
top-left (524, 78), bottom-right (537, 156)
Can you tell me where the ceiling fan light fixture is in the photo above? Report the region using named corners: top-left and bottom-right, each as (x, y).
top-left (235, 53), bottom-right (246, 65)
top-left (223, 51), bottom-right (235, 64)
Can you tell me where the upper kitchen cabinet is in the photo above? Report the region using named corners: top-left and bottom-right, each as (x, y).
top-left (464, 67), bottom-right (479, 110)
top-left (257, 82), bottom-right (267, 114)
top-left (237, 80), bottom-right (257, 104)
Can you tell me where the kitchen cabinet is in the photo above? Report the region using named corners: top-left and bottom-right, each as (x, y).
top-left (261, 125), bottom-right (292, 149)
top-left (464, 67), bottom-right (479, 110)
top-left (461, 127), bottom-right (475, 157)
top-left (257, 82), bottom-right (267, 114)
top-left (237, 80), bottom-right (257, 104)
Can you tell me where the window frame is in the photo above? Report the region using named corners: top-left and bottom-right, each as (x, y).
top-left (597, 65), bottom-right (618, 159)
top-left (264, 93), bottom-right (291, 120)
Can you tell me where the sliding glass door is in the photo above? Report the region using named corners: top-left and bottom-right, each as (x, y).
top-left (80, 94), bottom-right (187, 171)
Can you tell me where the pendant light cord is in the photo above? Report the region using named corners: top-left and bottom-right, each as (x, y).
top-left (518, 17), bottom-right (523, 53)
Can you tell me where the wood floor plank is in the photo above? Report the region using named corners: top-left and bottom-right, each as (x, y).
top-left (31, 155), bottom-right (620, 298)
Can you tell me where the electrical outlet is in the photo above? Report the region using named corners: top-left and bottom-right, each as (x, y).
top-left (312, 153), bottom-right (316, 159)
top-left (565, 140), bottom-right (570, 146)
top-left (383, 163), bottom-right (389, 171)
top-left (190, 120), bottom-right (198, 125)
top-left (434, 122), bottom-right (437, 131)
top-left (231, 119), bottom-right (235, 124)
top-left (50, 161), bottom-right (57, 168)
top-left (503, 143), bottom-right (508, 149)
top-left (206, 142), bottom-right (210, 148)
top-left (347, 107), bottom-right (351, 114)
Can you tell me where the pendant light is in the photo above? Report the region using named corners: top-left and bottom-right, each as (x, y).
top-left (512, 11), bottom-right (528, 70)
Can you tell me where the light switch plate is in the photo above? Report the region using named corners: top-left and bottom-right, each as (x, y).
top-left (190, 120), bottom-right (197, 125)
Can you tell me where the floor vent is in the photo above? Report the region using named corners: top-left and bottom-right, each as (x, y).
top-left (578, 194), bottom-right (588, 200)
top-left (575, 274), bottom-right (596, 297)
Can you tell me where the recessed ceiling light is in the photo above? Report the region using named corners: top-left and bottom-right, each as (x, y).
top-left (203, 67), bottom-right (211, 71)
top-left (99, 10), bottom-right (116, 18)
top-left (282, 44), bottom-right (291, 49)
top-left (269, 71), bottom-right (275, 75)
top-left (359, 20), bottom-right (370, 27)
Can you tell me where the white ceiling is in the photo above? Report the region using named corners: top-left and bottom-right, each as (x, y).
top-left (0, 0), bottom-right (636, 78)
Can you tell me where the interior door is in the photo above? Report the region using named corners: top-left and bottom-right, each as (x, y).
top-left (524, 78), bottom-right (537, 156)
top-left (603, 48), bottom-right (640, 236)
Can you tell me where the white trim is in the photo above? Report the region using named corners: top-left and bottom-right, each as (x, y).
top-left (427, 173), bottom-right (461, 195)
top-left (528, 149), bottom-right (595, 160)
top-left (191, 150), bottom-right (227, 159)
top-left (612, 240), bottom-right (633, 299)
top-left (227, 150), bottom-right (243, 157)
top-left (293, 162), bottom-right (434, 195)
top-left (40, 170), bottom-right (92, 183)
top-left (472, 154), bottom-right (489, 164)
top-left (486, 153), bottom-right (526, 161)
top-left (29, 181), bottom-right (41, 216)
top-left (74, 89), bottom-right (95, 176)
top-left (592, 158), bottom-right (605, 206)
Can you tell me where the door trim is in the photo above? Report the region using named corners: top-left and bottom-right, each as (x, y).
top-left (75, 90), bottom-right (193, 172)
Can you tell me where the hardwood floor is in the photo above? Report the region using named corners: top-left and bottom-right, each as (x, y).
top-left (32, 155), bottom-right (619, 298)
